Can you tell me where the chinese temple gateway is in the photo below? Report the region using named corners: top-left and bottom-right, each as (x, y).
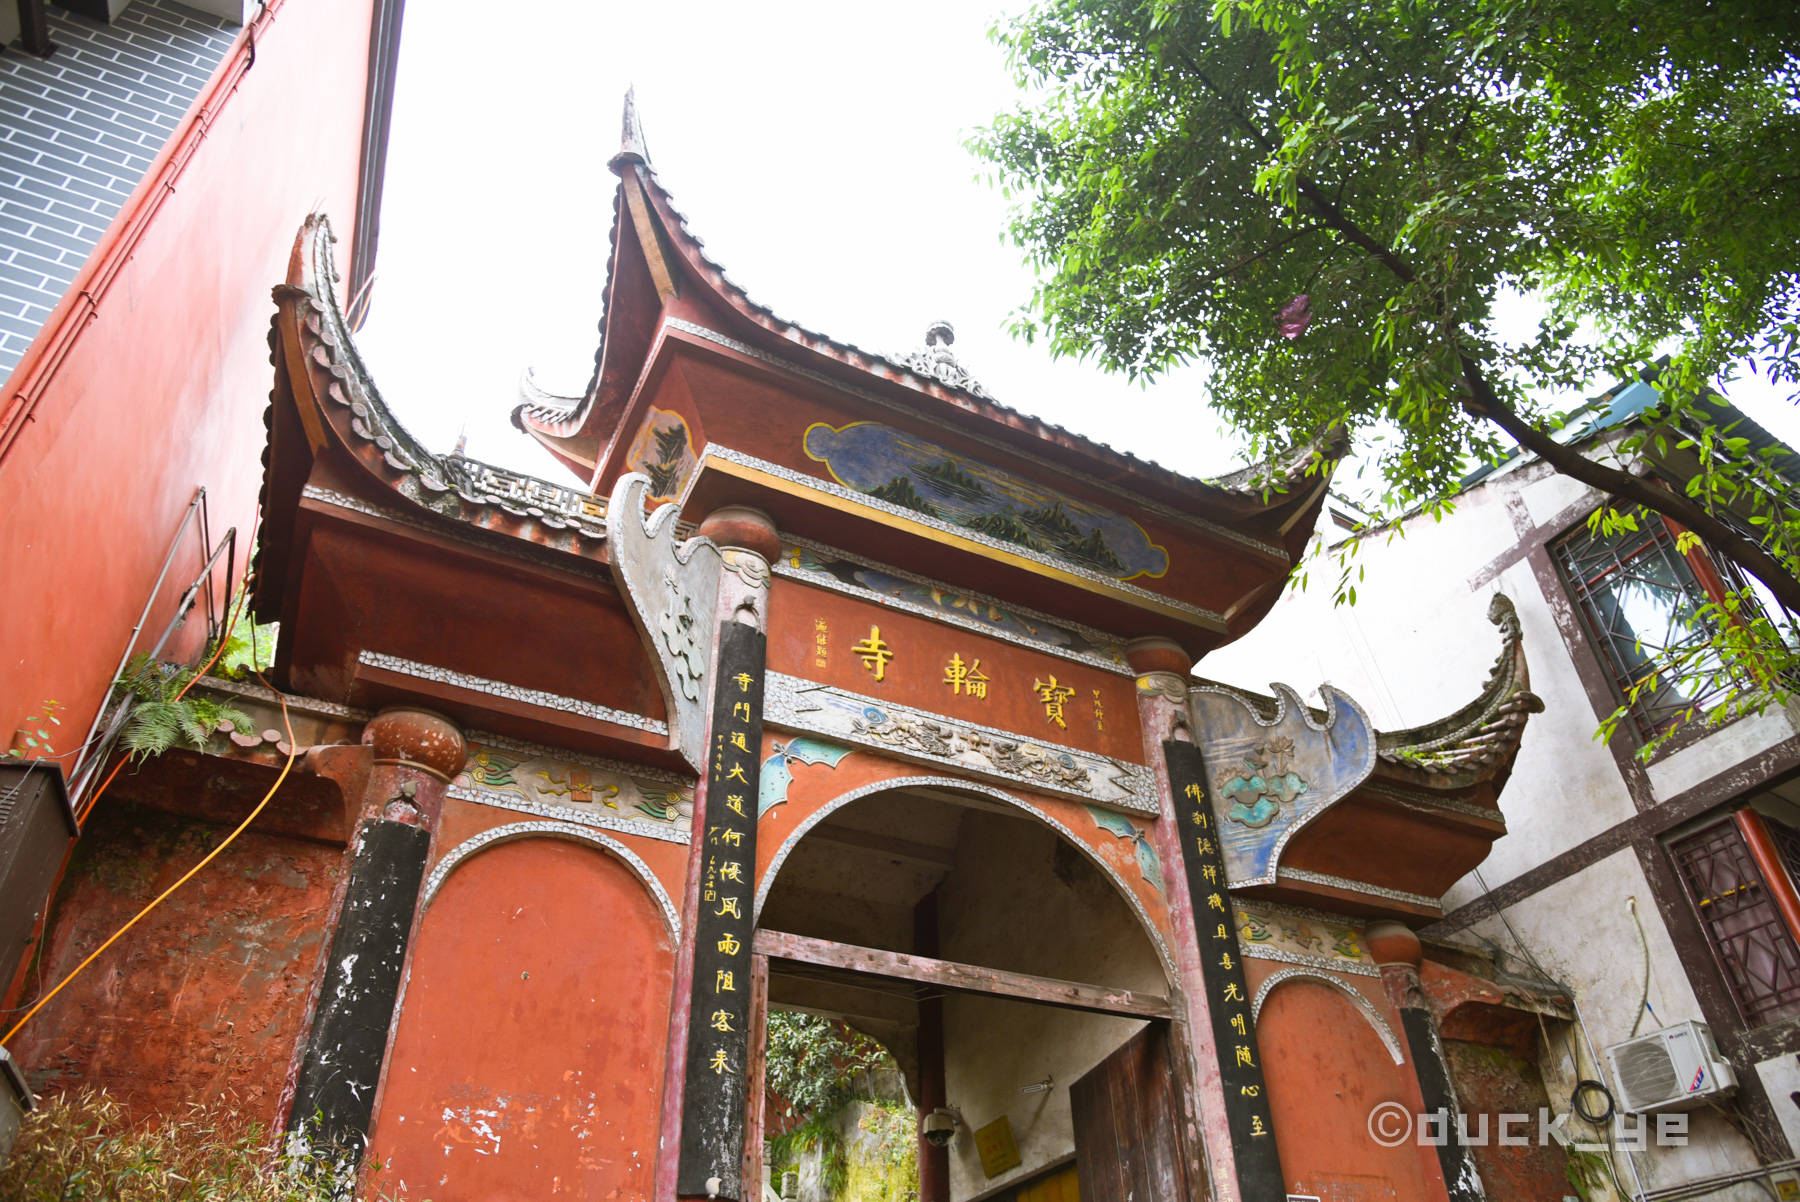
top-left (13, 104), bottom-right (1567, 1201)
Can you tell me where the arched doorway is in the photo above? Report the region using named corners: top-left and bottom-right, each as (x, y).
top-left (753, 782), bottom-right (1188, 1201)
top-left (365, 834), bottom-right (678, 1201)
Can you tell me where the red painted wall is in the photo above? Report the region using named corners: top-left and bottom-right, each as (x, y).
top-left (10, 802), bottom-right (342, 1124)
top-left (368, 838), bottom-right (676, 1201)
top-left (1441, 1038), bottom-right (1572, 1200)
top-left (1255, 976), bottom-right (1444, 1201)
top-left (0, 0), bottom-right (377, 751)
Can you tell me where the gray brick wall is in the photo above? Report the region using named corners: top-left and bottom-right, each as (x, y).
top-left (0, 1), bottom-right (237, 379)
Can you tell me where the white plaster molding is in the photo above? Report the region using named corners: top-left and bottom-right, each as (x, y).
top-left (1251, 968), bottom-right (1404, 1064)
top-left (423, 820), bottom-right (680, 937)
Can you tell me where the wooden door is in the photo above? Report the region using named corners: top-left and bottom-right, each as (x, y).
top-left (1015, 1164), bottom-right (1080, 1201)
top-left (1070, 1022), bottom-right (1189, 1202)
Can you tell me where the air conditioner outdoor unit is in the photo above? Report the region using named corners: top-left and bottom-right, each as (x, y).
top-left (1605, 1020), bottom-right (1737, 1113)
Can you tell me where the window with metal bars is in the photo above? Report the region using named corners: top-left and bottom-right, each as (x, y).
top-left (1552, 510), bottom-right (1787, 744)
top-left (1670, 818), bottom-right (1800, 1027)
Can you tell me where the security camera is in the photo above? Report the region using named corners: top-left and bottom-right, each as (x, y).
top-left (921, 1107), bottom-right (959, 1148)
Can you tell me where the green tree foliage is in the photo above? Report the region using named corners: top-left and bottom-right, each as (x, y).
top-left (975, 0), bottom-right (1798, 581)
top-left (975, 0), bottom-right (1800, 746)
top-left (764, 1010), bottom-right (890, 1125)
top-left (212, 589), bottom-right (279, 682)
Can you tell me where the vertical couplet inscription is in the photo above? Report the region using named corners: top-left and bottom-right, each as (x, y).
top-left (1162, 739), bottom-right (1285, 1200)
top-left (678, 622), bottom-right (766, 1199)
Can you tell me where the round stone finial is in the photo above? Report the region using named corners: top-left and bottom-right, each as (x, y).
top-left (1365, 920), bottom-right (1424, 967)
top-left (699, 504), bottom-right (781, 563)
top-left (362, 706), bottom-right (466, 781)
top-left (925, 320), bottom-right (955, 348)
top-left (1126, 637), bottom-right (1193, 677)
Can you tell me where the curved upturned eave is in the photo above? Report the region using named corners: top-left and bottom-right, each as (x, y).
top-left (631, 160), bottom-right (1344, 531)
top-left (1373, 593), bottom-right (1544, 792)
top-left (519, 151), bottom-right (1343, 542)
top-left (254, 215), bottom-right (612, 622)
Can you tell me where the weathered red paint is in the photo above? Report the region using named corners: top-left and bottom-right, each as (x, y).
top-left (367, 838), bottom-right (676, 1200)
top-left (1252, 972), bottom-right (1443, 1201)
top-left (432, 796), bottom-right (691, 918)
top-left (1441, 1038), bottom-right (1572, 1201)
top-left (0, 0), bottom-right (381, 748)
top-left (11, 802), bottom-right (342, 1124)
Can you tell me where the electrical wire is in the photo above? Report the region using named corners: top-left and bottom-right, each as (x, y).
top-left (1, 691), bottom-right (295, 1047)
top-left (1473, 866), bottom-right (1646, 1198)
top-left (1628, 896), bottom-right (1658, 1037)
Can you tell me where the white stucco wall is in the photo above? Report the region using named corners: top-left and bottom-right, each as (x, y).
top-left (1199, 453), bottom-right (1799, 1189)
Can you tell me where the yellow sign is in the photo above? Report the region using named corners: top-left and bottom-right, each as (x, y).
top-left (974, 1114), bottom-right (1022, 1178)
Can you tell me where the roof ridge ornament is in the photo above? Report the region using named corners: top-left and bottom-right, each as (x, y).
top-left (892, 320), bottom-right (992, 400)
top-left (610, 85), bottom-right (650, 172)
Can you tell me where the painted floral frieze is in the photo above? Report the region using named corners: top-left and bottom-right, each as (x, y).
top-left (1233, 901), bottom-right (1372, 971)
top-left (453, 738), bottom-right (694, 836)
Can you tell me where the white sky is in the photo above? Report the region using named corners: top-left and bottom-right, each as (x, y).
top-left (356, 0), bottom-right (1800, 492)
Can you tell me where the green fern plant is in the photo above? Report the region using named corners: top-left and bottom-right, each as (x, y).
top-left (116, 654), bottom-right (252, 761)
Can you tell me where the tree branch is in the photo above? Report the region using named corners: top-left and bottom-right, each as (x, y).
top-left (1191, 225), bottom-right (1325, 289)
top-left (1459, 355), bottom-right (1800, 610)
top-left (1168, 32), bottom-right (1800, 604)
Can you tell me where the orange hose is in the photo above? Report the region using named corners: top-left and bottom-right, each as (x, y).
top-left (3, 691), bottom-right (295, 1046)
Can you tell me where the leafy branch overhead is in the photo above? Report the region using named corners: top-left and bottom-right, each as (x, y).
top-left (973, 0), bottom-right (1800, 607)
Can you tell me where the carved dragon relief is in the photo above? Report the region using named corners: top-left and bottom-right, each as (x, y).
top-left (1188, 681), bottom-right (1378, 887)
top-left (607, 473), bottom-right (725, 771)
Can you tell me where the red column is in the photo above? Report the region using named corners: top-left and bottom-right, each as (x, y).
top-left (1735, 809), bottom-right (1800, 948)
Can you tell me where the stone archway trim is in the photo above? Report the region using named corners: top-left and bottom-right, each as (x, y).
top-left (753, 773), bottom-right (1176, 982)
top-left (1250, 967), bottom-right (1405, 1065)
top-left (423, 819), bottom-right (681, 937)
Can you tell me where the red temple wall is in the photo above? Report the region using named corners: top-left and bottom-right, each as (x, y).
top-left (1247, 967), bottom-right (1445, 1200)
top-left (432, 796), bottom-right (690, 913)
top-left (366, 837), bottom-right (676, 1201)
top-left (0, 0), bottom-right (378, 746)
top-left (10, 801), bottom-right (342, 1126)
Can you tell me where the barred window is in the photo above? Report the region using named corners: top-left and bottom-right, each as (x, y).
top-left (1670, 817), bottom-right (1800, 1028)
top-left (1553, 514), bottom-right (1745, 742)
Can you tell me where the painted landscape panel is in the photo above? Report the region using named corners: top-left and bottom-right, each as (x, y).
top-left (803, 421), bottom-right (1170, 580)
